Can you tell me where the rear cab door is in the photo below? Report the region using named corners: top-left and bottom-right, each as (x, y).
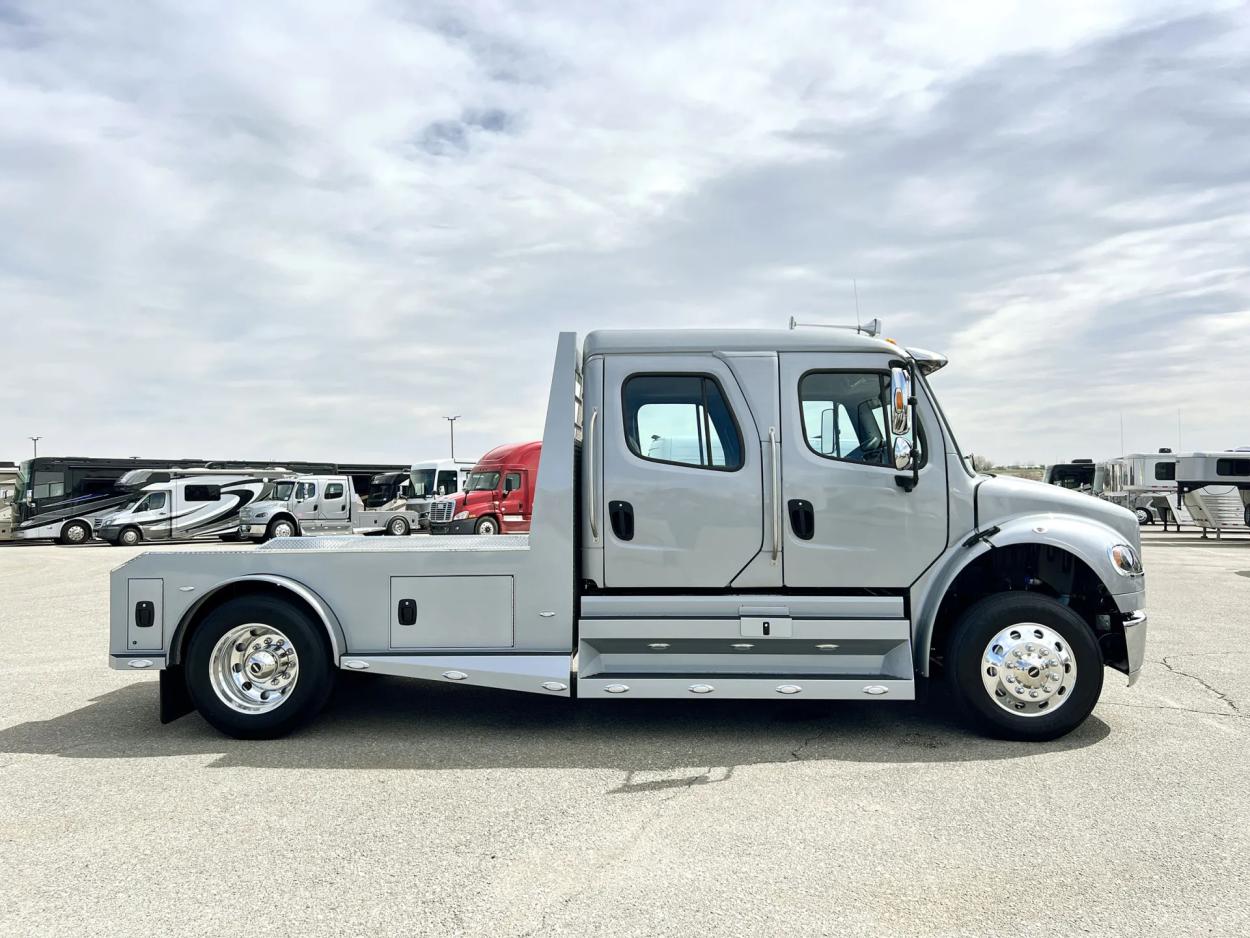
top-left (600, 353), bottom-right (781, 588)
top-left (318, 478), bottom-right (351, 531)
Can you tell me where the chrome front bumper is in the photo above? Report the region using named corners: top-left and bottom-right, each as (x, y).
top-left (239, 523), bottom-right (267, 539)
top-left (1123, 610), bottom-right (1147, 687)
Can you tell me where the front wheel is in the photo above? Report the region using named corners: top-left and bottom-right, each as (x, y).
top-left (266, 518), bottom-right (297, 540)
top-left (387, 516), bottom-right (410, 536)
top-left (118, 527), bottom-right (142, 547)
top-left (475, 516), bottom-right (498, 535)
top-left (947, 592), bottom-right (1103, 742)
top-left (60, 520), bottom-right (92, 545)
top-left (184, 596), bottom-right (335, 739)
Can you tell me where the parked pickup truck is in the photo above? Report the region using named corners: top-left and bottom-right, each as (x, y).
top-left (109, 328), bottom-right (1147, 742)
top-left (237, 475), bottom-right (419, 540)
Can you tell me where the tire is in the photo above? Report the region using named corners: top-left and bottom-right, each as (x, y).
top-left (475, 516), bottom-right (498, 535)
top-left (266, 518), bottom-right (297, 541)
top-left (118, 527), bottom-right (142, 547)
top-left (184, 596), bottom-right (335, 739)
top-left (1134, 507), bottom-right (1152, 525)
top-left (60, 520), bottom-right (92, 545)
top-left (947, 592), bottom-right (1103, 742)
top-left (387, 516), bottom-right (410, 536)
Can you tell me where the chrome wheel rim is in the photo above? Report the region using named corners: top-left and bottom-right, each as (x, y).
top-left (479, 520), bottom-right (496, 534)
top-left (389, 518), bottom-right (406, 535)
top-left (981, 623), bottom-right (1076, 717)
top-left (209, 624), bottom-right (299, 714)
top-left (272, 521), bottom-right (294, 538)
top-left (65, 524), bottom-right (87, 543)
top-left (1135, 508), bottom-right (1150, 524)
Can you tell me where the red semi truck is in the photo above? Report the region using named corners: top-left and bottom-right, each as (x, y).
top-left (427, 441), bottom-right (541, 535)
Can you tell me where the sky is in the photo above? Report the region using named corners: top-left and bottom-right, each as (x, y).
top-left (2, 1), bottom-right (1248, 467)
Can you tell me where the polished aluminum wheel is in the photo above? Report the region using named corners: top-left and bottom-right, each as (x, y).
top-left (271, 520), bottom-right (295, 539)
top-left (64, 523), bottom-right (89, 544)
top-left (209, 624), bottom-right (299, 714)
top-left (980, 623), bottom-right (1076, 717)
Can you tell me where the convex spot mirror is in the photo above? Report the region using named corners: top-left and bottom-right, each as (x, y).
top-left (893, 437), bottom-right (915, 471)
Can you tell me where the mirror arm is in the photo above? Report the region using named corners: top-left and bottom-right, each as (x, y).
top-left (909, 358), bottom-right (919, 490)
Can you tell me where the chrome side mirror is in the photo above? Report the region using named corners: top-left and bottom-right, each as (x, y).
top-left (890, 367), bottom-right (911, 435)
top-left (893, 437), bottom-right (914, 471)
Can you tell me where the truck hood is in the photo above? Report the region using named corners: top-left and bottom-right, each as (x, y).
top-left (976, 474), bottom-right (1140, 546)
top-left (240, 499), bottom-right (286, 519)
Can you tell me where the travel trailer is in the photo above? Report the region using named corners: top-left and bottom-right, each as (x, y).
top-left (1097, 451), bottom-right (1192, 526)
top-left (237, 475), bottom-right (421, 540)
top-left (95, 469), bottom-right (294, 546)
top-left (107, 327), bottom-right (1146, 744)
top-left (428, 442), bottom-right (541, 535)
top-left (1175, 452), bottom-right (1250, 536)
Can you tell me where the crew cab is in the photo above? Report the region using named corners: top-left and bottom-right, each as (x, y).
top-left (237, 475), bottom-right (419, 540)
top-left (428, 441), bottom-right (540, 535)
top-left (108, 328), bottom-right (1147, 742)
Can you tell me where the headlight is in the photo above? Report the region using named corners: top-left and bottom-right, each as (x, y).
top-left (452, 511), bottom-right (470, 521)
top-left (253, 512), bottom-right (267, 520)
top-left (1108, 544), bottom-right (1143, 576)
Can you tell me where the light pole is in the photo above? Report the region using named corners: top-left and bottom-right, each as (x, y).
top-left (443, 416), bottom-right (460, 460)
top-left (29, 436), bottom-right (41, 458)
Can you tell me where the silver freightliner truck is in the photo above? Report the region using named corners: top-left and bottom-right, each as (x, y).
top-left (108, 329), bottom-right (1147, 741)
top-left (237, 475), bottom-right (419, 540)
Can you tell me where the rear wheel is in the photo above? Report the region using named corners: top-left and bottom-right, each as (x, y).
top-left (947, 592), bottom-right (1103, 741)
top-left (475, 516), bottom-right (498, 535)
top-left (266, 518), bottom-right (297, 540)
top-left (184, 596), bottom-right (335, 739)
top-left (1134, 506), bottom-right (1152, 525)
top-left (387, 516), bottom-right (410, 536)
top-left (118, 526), bottom-right (142, 547)
top-left (60, 520), bottom-right (92, 545)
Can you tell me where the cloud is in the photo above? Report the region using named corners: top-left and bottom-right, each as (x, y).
top-left (2, 0), bottom-right (1247, 466)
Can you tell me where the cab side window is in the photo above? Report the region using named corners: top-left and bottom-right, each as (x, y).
top-left (325, 483), bottom-right (345, 499)
top-left (799, 371), bottom-right (923, 468)
top-left (503, 472), bottom-right (522, 494)
top-left (140, 492), bottom-right (167, 511)
top-left (295, 482), bottom-right (317, 500)
top-left (622, 374), bottom-right (743, 470)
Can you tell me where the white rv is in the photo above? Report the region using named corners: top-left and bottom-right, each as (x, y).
top-left (95, 469), bottom-right (293, 546)
top-left (407, 458), bottom-right (475, 528)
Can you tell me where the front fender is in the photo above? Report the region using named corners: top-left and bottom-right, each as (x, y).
top-left (912, 513), bottom-right (1145, 677)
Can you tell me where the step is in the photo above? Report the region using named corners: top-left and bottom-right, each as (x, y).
top-left (577, 675), bottom-right (915, 700)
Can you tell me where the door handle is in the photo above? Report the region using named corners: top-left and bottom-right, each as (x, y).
top-left (788, 499), bottom-right (814, 540)
top-left (608, 500), bottom-right (634, 541)
top-left (397, 599), bottom-right (417, 626)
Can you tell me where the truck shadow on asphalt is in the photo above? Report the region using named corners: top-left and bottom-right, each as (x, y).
top-left (0, 673), bottom-right (1110, 772)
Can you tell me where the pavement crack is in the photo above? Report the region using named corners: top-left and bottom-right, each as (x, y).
top-left (1159, 656), bottom-right (1240, 713)
top-left (790, 728), bottom-right (828, 761)
top-left (1100, 700), bottom-right (1247, 721)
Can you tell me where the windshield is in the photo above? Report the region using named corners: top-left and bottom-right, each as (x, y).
top-left (410, 469), bottom-right (437, 497)
top-left (260, 480), bottom-right (296, 501)
top-left (466, 470), bottom-right (500, 492)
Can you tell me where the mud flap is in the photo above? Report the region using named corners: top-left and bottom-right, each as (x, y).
top-left (159, 666), bottom-right (193, 724)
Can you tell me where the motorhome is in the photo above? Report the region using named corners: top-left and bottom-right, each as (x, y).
top-left (407, 458), bottom-right (475, 528)
top-left (107, 327), bottom-right (1146, 744)
top-left (95, 469), bottom-right (295, 546)
top-left (237, 475), bottom-right (421, 540)
top-left (0, 461), bottom-right (16, 539)
top-left (4, 456), bottom-right (413, 543)
top-left (428, 442), bottom-right (541, 535)
top-left (1175, 452), bottom-right (1250, 536)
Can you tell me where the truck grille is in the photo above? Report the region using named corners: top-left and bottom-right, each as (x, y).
top-left (428, 500), bottom-right (454, 524)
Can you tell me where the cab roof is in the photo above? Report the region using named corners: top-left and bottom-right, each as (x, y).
top-left (583, 328), bottom-right (901, 357)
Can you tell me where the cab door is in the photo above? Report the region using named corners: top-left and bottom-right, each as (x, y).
top-left (498, 470), bottom-right (530, 533)
top-left (134, 490), bottom-right (173, 540)
top-left (778, 353), bottom-right (948, 588)
top-left (291, 480), bottom-right (321, 532)
top-left (318, 480), bottom-right (350, 531)
top-left (600, 354), bottom-right (780, 588)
